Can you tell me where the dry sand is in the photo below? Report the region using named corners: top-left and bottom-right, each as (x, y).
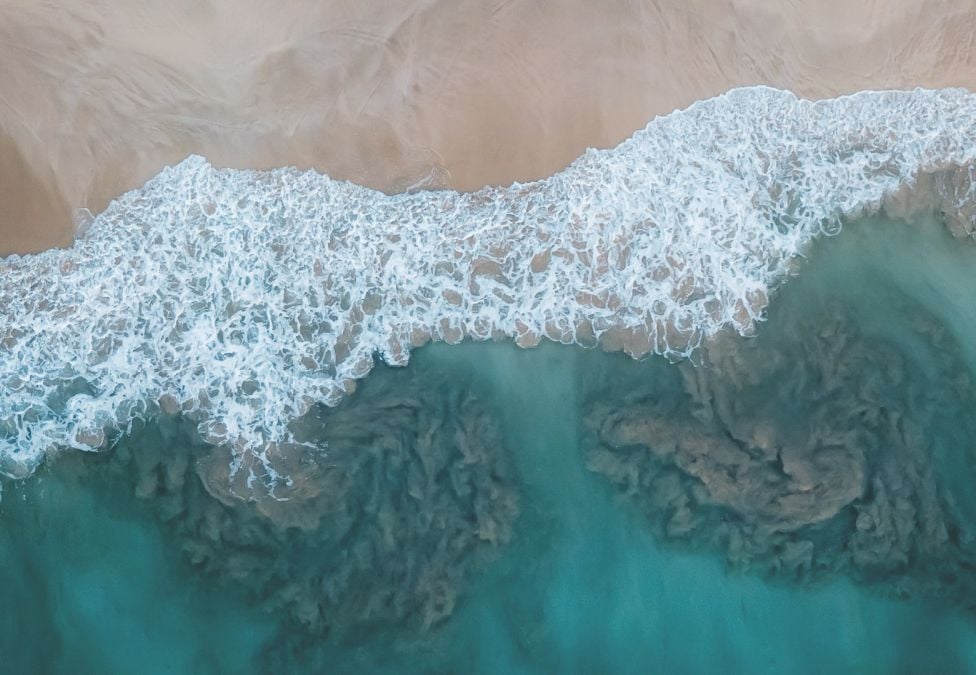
top-left (2, 0), bottom-right (975, 255)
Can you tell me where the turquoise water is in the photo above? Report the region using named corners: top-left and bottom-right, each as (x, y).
top-left (0, 461), bottom-right (275, 674)
top-left (4, 213), bottom-right (976, 673)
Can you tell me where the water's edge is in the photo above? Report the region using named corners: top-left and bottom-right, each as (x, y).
top-left (3, 85), bottom-right (976, 483)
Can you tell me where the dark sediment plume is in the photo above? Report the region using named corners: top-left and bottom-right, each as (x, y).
top-left (586, 242), bottom-right (976, 609)
top-left (89, 359), bottom-right (519, 639)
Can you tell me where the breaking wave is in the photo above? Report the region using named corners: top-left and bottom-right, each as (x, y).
top-left (3, 85), bottom-right (976, 481)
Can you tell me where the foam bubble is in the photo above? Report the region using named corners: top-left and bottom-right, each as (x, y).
top-left (3, 86), bottom-right (976, 480)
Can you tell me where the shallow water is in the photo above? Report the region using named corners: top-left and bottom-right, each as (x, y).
top-left (4, 213), bottom-right (976, 674)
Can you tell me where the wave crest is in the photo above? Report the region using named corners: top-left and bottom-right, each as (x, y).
top-left (3, 86), bottom-right (976, 480)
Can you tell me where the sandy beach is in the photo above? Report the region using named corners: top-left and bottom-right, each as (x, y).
top-left (2, 0), bottom-right (975, 255)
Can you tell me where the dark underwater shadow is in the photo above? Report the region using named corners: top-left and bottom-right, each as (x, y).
top-left (584, 212), bottom-right (976, 615)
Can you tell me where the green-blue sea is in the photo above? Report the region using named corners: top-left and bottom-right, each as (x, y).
top-left (4, 213), bottom-right (976, 674)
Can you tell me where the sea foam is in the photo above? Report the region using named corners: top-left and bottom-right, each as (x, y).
top-left (2, 86), bottom-right (976, 482)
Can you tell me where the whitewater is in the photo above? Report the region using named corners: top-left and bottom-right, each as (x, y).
top-left (2, 85), bottom-right (976, 484)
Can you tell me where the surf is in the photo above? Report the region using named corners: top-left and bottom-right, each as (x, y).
top-left (2, 85), bottom-right (976, 484)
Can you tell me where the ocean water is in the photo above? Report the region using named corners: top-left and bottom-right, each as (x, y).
top-left (4, 211), bottom-right (976, 674)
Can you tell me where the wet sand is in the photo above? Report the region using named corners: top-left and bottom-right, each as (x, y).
top-left (2, 0), bottom-right (976, 254)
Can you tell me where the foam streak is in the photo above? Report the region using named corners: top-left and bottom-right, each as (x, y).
top-left (2, 87), bottom-right (976, 478)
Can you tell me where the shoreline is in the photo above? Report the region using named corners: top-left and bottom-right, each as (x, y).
top-left (3, 86), bottom-right (976, 480)
top-left (3, 0), bottom-right (976, 255)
